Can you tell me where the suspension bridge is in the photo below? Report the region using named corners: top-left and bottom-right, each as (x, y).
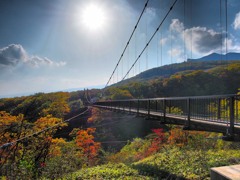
top-left (93, 0), bottom-right (240, 140)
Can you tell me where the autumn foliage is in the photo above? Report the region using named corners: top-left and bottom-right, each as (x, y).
top-left (145, 128), bottom-right (166, 156)
top-left (0, 92), bottom-right (76, 178)
top-left (75, 128), bottom-right (101, 163)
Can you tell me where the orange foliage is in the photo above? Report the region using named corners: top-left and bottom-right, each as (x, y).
top-left (168, 128), bottom-right (189, 146)
top-left (87, 117), bottom-right (94, 123)
top-left (34, 115), bottom-right (67, 131)
top-left (49, 138), bottom-right (67, 157)
top-left (0, 111), bottom-right (24, 146)
top-left (75, 128), bottom-right (101, 160)
top-left (168, 128), bottom-right (210, 147)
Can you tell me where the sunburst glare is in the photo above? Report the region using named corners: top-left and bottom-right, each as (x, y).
top-left (82, 4), bottom-right (106, 31)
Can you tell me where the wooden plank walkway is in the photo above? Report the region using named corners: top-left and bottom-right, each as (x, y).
top-left (211, 164), bottom-right (240, 180)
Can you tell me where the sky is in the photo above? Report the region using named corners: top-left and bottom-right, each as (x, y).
top-left (0, 0), bottom-right (240, 97)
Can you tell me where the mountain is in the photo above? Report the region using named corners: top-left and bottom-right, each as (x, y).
top-left (188, 52), bottom-right (240, 62)
top-left (114, 60), bottom-right (238, 86)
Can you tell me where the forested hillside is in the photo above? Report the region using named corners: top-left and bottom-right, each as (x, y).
top-left (118, 60), bottom-right (238, 83)
top-left (104, 61), bottom-right (240, 99)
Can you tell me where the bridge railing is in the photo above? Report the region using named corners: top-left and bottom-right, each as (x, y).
top-left (94, 94), bottom-right (240, 130)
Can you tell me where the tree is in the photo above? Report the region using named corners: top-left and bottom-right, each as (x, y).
top-left (75, 128), bottom-right (101, 165)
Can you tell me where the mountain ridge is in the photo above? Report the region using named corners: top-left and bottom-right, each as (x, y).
top-left (114, 60), bottom-right (239, 87)
top-left (187, 52), bottom-right (240, 62)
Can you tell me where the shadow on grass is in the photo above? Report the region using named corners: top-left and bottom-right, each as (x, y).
top-left (132, 163), bottom-right (186, 180)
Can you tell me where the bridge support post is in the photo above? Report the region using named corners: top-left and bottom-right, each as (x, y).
top-left (155, 100), bottom-right (158, 112)
top-left (129, 101), bottom-right (131, 114)
top-left (229, 96), bottom-right (235, 136)
top-left (118, 102), bottom-right (120, 112)
top-left (163, 99), bottom-right (166, 121)
top-left (136, 100), bottom-right (140, 117)
top-left (223, 96), bottom-right (235, 141)
top-left (146, 100), bottom-right (150, 120)
top-left (183, 98), bottom-right (191, 130)
top-left (217, 98), bottom-right (221, 120)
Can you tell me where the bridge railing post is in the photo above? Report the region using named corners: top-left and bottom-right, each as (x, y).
top-left (229, 96), bottom-right (235, 136)
top-left (147, 100), bottom-right (151, 119)
top-left (187, 98), bottom-right (191, 128)
top-left (137, 99), bottom-right (140, 116)
top-left (217, 98), bottom-right (221, 120)
top-left (163, 99), bottom-right (166, 121)
top-left (155, 100), bottom-right (158, 112)
top-left (129, 101), bottom-right (131, 113)
top-left (169, 101), bottom-right (171, 114)
top-left (118, 101), bottom-right (120, 111)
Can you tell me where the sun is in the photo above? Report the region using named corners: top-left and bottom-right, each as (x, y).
top-left (82, 4), bottom-right (106, 31)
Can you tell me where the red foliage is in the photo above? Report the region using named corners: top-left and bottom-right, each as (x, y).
top-left (145, 128), bottom-right (166, 156)
top-left (152, 128), bottom-right (165, 142)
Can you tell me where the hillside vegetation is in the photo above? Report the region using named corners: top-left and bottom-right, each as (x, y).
top-left (61, 126), bottom-right (240, 180)
top-left (0, 60), bottom-right (240, 179)
top-left (104, 61), bottom-right (240, 99)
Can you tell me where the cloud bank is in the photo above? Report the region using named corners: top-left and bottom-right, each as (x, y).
top-left (0, 44), bottom-right (66, 68)
top-left (168, 18), bottom-right (240, 56)
top-left (184, 27), bottom-right (222, 54)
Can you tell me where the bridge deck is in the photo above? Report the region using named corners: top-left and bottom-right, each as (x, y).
top-left (94, 105), bottom-right (240, 134)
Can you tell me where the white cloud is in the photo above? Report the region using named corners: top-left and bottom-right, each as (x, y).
top-left (160, 37), bottom-right (168, 45)
top-left (27, 56), bottom-right (66, 68)
top-left (168, 18), bottom-right (240, 56)
top-left (0, 44), bottom-right (27, 66)
top-left (0, 44), bottom-right (66, 68)
top-left (168, 47), bottom-right (182, 57)
top-left (233, 12), bottom-right (240, 30)
top-left (224, 38), bottom-right (240, 53)
top-left (145, 7), bottom-right (156, 19)
top-left (170, 19), bottom-right (184, 33)
top-left (167, 47), bottom-right (185, 62)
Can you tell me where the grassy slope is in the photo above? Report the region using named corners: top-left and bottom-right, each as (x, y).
top-left (133, 147), bottom-right (240, 179)
top-left (62, 137), bottom-right (240, 180)
top-left (62, 163), bottom-right (152, 180)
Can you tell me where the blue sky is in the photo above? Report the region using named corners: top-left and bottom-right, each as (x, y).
top-left (0, 0), bottom-right (240, 97)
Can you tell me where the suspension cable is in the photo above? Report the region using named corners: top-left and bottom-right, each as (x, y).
top-left (105, 0), bottom-right (150, 88)
top-left (190, 0), bottom-right (193, 60)
top-left (225, 0), bottom-right (228, 61)
top-left (146, 9), bottom-right (148, 70)
top-left (157, 29), bottom-right (159, 67)
top-left (170, 17), bottom-right (173, 65)
top-left (161, 24), bottom-right (163, 67)
top-left (122, 0), bottom-right (178, 81)
top-left (183, 0), bottom-right (186, 62)
top-left (135, 31), bottom-right (138, 74)
top-left (220, 0), bottom-right (223, 63)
